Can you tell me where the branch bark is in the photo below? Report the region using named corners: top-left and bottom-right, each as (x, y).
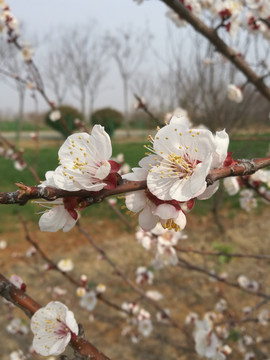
top-left (1, 157), bottom-right (269, 205)
top-left (161, 0), bottom-right (270, 102)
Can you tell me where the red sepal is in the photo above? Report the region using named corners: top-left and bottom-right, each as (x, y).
top-left (223, 152), bottom-right (236, 167)
top-left (109, 160), bottom-right (121, 173)
top-left (68, 209), bottom-right (78, 220)
top-left (104, 173), bottom-right (118, 189)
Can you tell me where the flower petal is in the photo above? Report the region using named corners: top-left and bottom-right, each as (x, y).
top-left (139, 205), bottom-right (158, 231)
top-left (154, 204), bottom-right (178, 219)
top-left (39, 207), bottom-right (69, 232)
top-left (126, 190), bottom-right (146, 212)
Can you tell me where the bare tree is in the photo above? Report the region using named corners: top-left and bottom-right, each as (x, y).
top-left (105, 26), bottom-right (152, 136)
top-left (42, 39), bottom-right (72, 106)
top-left (60, 24), bottom-right (108, 124)
top-left (156, 25), bottom-right (270, 131)
top-left (0, 37), bottom-right (28, 145)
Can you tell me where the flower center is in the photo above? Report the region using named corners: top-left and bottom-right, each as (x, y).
top-left (54, 320), bottom-right (71, 338)
top-left (162, 219), bottom-right (181, 232)
top-left (167, 153), bottom-right (195, 179)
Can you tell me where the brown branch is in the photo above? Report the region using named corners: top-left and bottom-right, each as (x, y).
top-left (134, 93), bottom-right (161, 125)
top-left (206, 157), bottom-right (270, 185)
top-left (1, 157), bottom-right (270, 205)
top-left (0, 135), bottom-right (40, 183)
top-left (177, 256), bottom-right (269, 299)
top-left (0, 274), bottom-right (111, 360)
top-left (174, 245), bottom-right (270, 260)
top-left (161, 0), bottom-right (270, 102)
top-left (242, 177), bottom-right (270, 202)
top-left (0, 180), bottom-right (146, 205)
top-left (77, 223), bottom-right (188, 334)
top-left (6, 35), bottom-right (72, 135)
top-left (20, 216), bottom-right (127, 315)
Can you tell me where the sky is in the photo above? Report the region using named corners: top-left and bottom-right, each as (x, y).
top-left (0, 0), bottom-right (174, 117)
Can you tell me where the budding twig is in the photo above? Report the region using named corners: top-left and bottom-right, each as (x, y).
top-left (174, 245), bottom-right (270, 260)
top-left (177, 256), bottom-right (269, 299)
top-left (133, 93), bottom-right (160, 125)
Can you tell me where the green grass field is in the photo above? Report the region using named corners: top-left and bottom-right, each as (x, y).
top-left (0, 120), bottom-right (50, 132)
top-left (0, 136), bottom-right (269, 230)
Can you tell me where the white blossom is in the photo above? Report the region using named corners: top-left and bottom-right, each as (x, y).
top-left (258, 309), bottom-right (269, 326)
top-left (52, 286), bottom-right (67, 296)
top-left (194, 319), bottom-right (219, 358)
top-left (138, 318), bottom-right (153, 337)
top-left (0, 239), bottom-right (7, 249)
top-left (7, 318), bottom-right (28, 335)
top-left (244, 352), bottom-right (255, 360)
top-left (166, 10), bottom-right (187, 27)
top-left (96, 283), bottom-right (106, 293)
top-left (227, 84), bottom-right (243, 103)
top-left (145, 120), bottom-right (229, 202)
top-left (80, 291), bottom-right (97, 311)
top-left (76, 287), bottom-right (86, 297)
top-left (9, 350), bottom-right (26, 360)
top-left (54, 127), bottom-right (120, 191)
top-left (215, 299), bottom-right (227, 313)
top-left (146, 290), bottom-right (163, 301)
top-left (0, 0), bottom-right (7, 9)
top-left (116, 153), bottom-right (124, 163)
top-left (57, 258), bottom-right (74, 272)
top-left (135, 228), bottom-right (154, 250)
top-left (49, 110), bottom-right (61, 122)
top-left (246, 0), bottom-right (270, 17)
top-left (30, 301), bottom-right (78, 356)
top-left (223, 177), bottom-right (240, 195)
top-left (239, 193), bottom-right (257, 212)
top-left (237, 275), bottom-right (259, 292)
top-left (37, 198), bottom-right (79, 232)
top-left (121, 302), bottom-right (140, 316)
top-left (136, 266), bottom-right (154, 285)
top-left (185, 312), bottom-right (199, 325)
top-left (9, 274), bottom-right (26, 291)
top-left (156, 308), bottom-right (170, 323)
top-left (20, 42), bottom-right (34, 61)
top-left (14, 160), bottom-right (27, 171)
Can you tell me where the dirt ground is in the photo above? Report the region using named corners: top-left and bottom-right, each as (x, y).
top-left (0, 207), bottom-right (270, 360)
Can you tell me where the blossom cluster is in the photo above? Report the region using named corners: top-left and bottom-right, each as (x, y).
top-left (223, 169), bottom-right (270, 212)
top-left (124, 114), bottom-right (229, 232)
top-left (121, 302), bottom-right (153, 342)
top-left (36, 125), bottom-right (121, 232)
top-left (164, 0), bottom-right (270, 38)
top-left (154, 0), bottom-right (270, 104)
top-left (185, 298), bottom-right (270, 359)
top-left (136, 223), bottom-right (187, 268)
top-left (0, 0), bottom-right (19, 37)
top-left (0, 1), bottom-right (35, 61)
top-left (36, 117), bottom-right (228, 233)
top-left (0, 141), bottom-right (26, 171)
